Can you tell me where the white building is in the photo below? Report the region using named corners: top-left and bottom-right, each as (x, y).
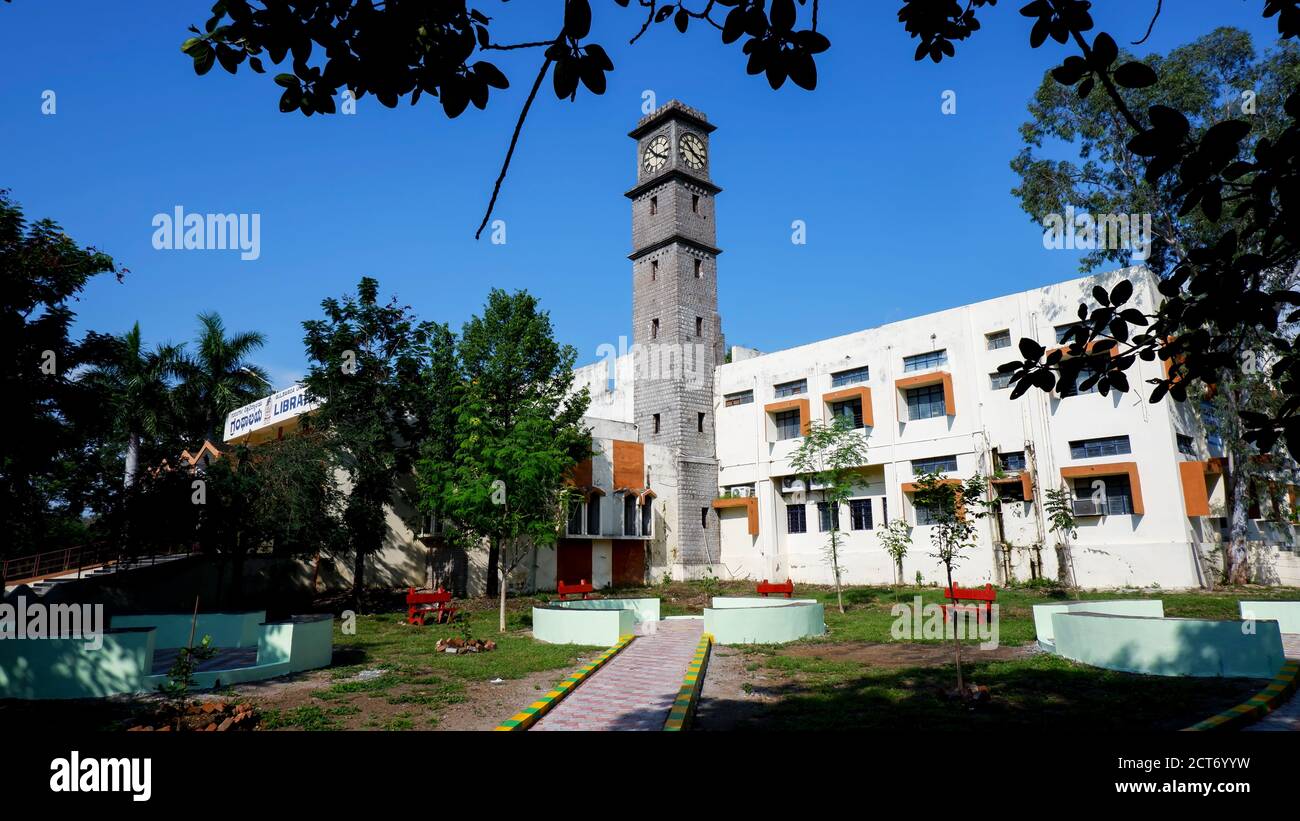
top-left (226, 102), bottom-right (1300, 594)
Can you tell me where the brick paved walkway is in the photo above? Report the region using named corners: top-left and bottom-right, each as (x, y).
top-left (1244, 634), bottom-right (1300, 732)
top-left (533, 619), bottom-right (703, 731)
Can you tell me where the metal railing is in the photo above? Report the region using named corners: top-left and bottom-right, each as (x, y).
top-left (1, 542), bottom-right (198, 587)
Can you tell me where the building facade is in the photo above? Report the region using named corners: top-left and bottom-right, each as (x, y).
top-left (228, 102), bottom-right (1300, 594)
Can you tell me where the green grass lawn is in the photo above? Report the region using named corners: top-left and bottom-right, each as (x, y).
top-left (258, 603), bottom-right (600, 730)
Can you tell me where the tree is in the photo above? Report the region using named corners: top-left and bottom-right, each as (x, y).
top-left (1042, 484), bottom-right (1078, 588)
top-left (417, 289), bottom-right (591, 632)
top-left (878, 518), bottom-right (913, 588)
top-left (178, 312), bottom-right (269, 445)
top-left (1011, 28), bottom-right (1300, 562)
top-left (200, 435), bottom-right (343, 606)
top-left (302, 277), bottom-right (431, 606)
top-left (0, 189), bottom-right (125, 554)
top-left (913, 470), bottom-right (990, 696)
top-left (788, 415), bottom-right (868, 614)
top-left (897, 0), bottom-right (1300, 463)
top-left (179, 0), bottom-right (829, 237)
top-left (81, 323), bottom-right (187, 489)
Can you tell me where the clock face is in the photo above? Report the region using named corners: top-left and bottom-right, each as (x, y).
top-left (642, 134), bottom-right (670, 173)
top-left (680, 133), bottom-right (706, 169)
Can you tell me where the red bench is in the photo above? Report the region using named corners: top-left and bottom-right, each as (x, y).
top-left (556, 579), bottom-right (594, 600)
top-left (756, 578), bottom-right (794, 598)
top-left (406, 587), bottom-right (457, 626)
top-left (941, 584), bottom-right (996, 623)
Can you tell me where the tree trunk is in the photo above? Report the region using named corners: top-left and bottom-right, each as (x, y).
top-left (351, 544), bottom-right (366, 609)
top-left (486, 539), bottom-right (500, 597)
top-left (945, 562), bottom-right (964, 694)
top-left (1226, 451), bottom-right (1251, 585)
top-left (496, 537), bottom-right (507, 633)
top-left (831, 529), bottom-right (844, 614)
top-left (124, 432), bottom-right (140, 488)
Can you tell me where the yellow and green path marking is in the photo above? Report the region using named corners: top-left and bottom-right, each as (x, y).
top-left (494, 635), bottom-right (635, 731)
top-left (1184, 659), bottom-right (1300, 732)
top-left (664, 632), bottom-right (713, 731)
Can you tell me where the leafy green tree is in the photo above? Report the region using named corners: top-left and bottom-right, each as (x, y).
top-left (1042, 484), bottom-right (1078, 588)
top-left (900, 0), bottom-right (1300, 461)
top-left (417, 289), bottom-right (590, 631)
top-left (1010, 27), bottom-right (1300, 563)
top-left (200, 436), bottom-right (343, 606)
top-left (788, 415), bottom-right (868, 614)
top-left (878, 519), bottom-right (913, 587)
top-left (302, 277), bottom-right (431, 606)
top-left (82, 323), bottom-right (188, 489)
top-left (0, 189), bottom-right (125, 554)
top-left (1012, 27), bottom-right (1299, 277)
top-left (178, 312), bottom-right (269, 444)
top-left (914, 470), bottom-right (990, 695)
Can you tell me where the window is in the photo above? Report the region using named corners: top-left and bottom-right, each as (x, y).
top-left (1073, 473), bottom-right (1135, 515)
top-left (586, 496), bottom-right (600, 535)
top-left (653, 413), bottom-right (661, 434)
top-left (701, 507), bottom-right (709, 528)
top-left (817, 502), bottom-right (841, 532)
top-left (903, 349), bottom-right (947, 372)
top-left (831, 365), bottom-right (870, 387)
top-left (774, 378), bottom-right (807, 398)
top-left (651, 259), bottom-right (658, 280)
top-left (697, 412), bottom-right (705, 432)
top-left (692, 194), bottom-right (700, 213)
top-left (850, 499), bottom-right (873, 530)
top-left (1056, 323), bottom-right (1083, 344)
top-left (725, 390), bottom-right (753, 407)
top-left (912, 454), bottom-right (958, 474)
top-left (989, 371), bottom-right (1013, 390)
top-left (1069, 435), bottom-right (1131, 459)
top-left (999, 451), bottom-right (1026, 472)
top-left (996, 481), bottom-right (1026, 502)
top-left (774, 409), bottom-right (802, 440)
top-left (914, 503), bottom-right (939, 526)
top-left (651, 318), bottom-right (659, 339)
top-left (641, 500), bottom-right (651, 535)
top-left (624, 494), bottom-right (638, 535)
top-left (567, 501), bottom-right (584, 535)
top-left (882, 496), bottom-right (888, 525)
top-left (1201, 401), bottom-right (1224, 452)
top-left (830, 398), bottom-right (864, 428)
top-left (786, 504), bottom-right (807, 534)
top-left (986, 330), bottom-right (1011, 350)
top-left (694, 259), bottom-right (702, 278)
top-left (1057, 367), bottom-right (1098, 398)
top-left (906, 384), bottom-right (946, 420)
top-left (696, 316), bottom-right (703, 337)
top-left (650, 196), bottom-right (658, 215)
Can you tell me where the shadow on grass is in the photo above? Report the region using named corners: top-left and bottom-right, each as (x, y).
top-left (700, 653), bottom-right (1262, 732)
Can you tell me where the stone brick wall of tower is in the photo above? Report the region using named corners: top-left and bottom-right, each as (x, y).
top-left (629, 110), bottom-right (724, 568)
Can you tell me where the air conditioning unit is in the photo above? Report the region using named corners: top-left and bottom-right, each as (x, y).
top-left (1072, 499), bottom-right (1102, 517)
top-left (729, 486), bottom-right (753, 498)
top-left (781, 476), bottom-right (828, 494)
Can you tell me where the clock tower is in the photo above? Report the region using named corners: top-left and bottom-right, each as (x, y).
top-left (627, 101), bottom-right (724, 574)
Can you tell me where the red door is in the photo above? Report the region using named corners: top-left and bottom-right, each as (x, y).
top-left (611, 540), bottom-right (645, 588)
top-left (556, 539), bottom-right (592, 586)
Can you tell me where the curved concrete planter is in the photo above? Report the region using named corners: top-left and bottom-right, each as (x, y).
top-left (703, 597), bottom-right (826, 644)
top-left (532, 598), bottom-right (661, 646)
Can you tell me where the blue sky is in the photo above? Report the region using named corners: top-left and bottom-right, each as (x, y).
top-left (0, 1), bottom-right (1284, 388)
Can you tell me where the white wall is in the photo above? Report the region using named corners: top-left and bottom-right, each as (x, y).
top-left (711, 267), bottom-right (1269, 589)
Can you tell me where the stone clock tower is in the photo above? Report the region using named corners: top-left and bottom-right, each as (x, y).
top-left (626, 101), bottom-right (724, 574)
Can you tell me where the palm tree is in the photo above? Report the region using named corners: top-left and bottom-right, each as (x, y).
top-left (82, 323), bottom-right (187, 488)
top-left (180, 312), bottom-right (269, 444)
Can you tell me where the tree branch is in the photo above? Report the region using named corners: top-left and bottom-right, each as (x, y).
top-left (475, 53), bottom-right (554, 240)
